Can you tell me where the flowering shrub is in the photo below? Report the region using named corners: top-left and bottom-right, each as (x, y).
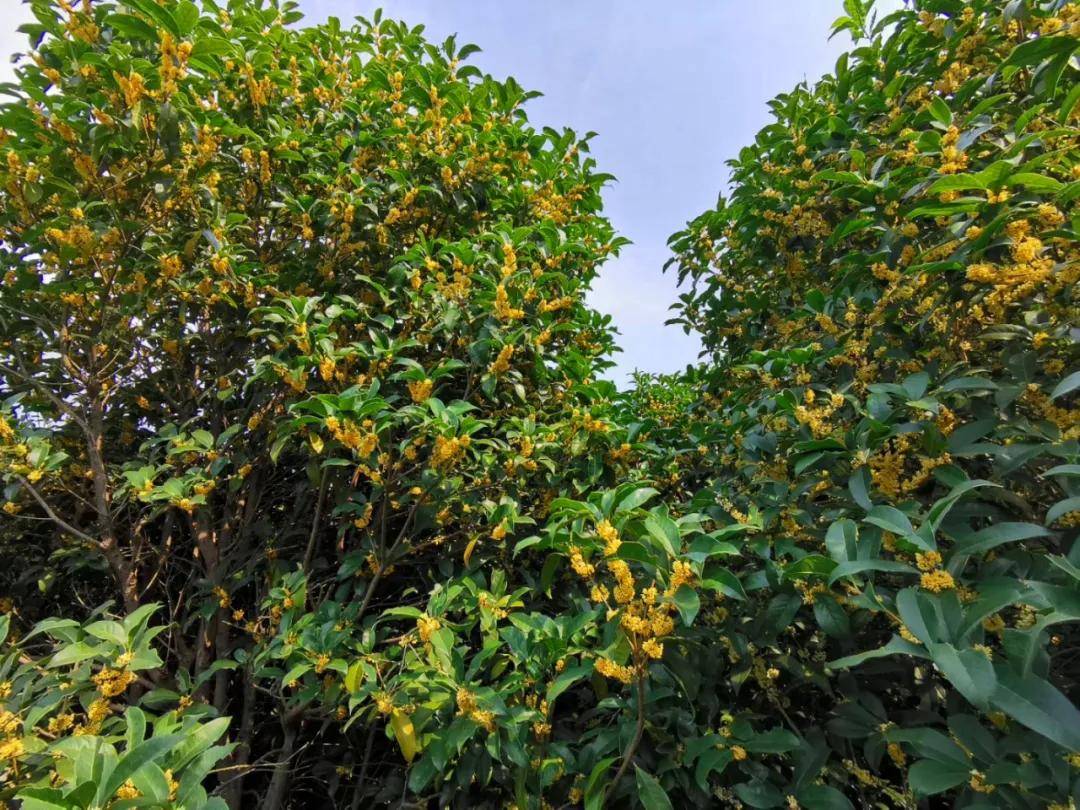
top-left (0, 608), bottom-right (232, 808)
top-left (0, 0), bottom-right (1077, 808)
top-left (666, 0), bottom-right (1080, 805)
top-left (0, 0), bottom-right (635, 806)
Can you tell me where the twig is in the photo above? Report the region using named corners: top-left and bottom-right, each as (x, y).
top-left (15, 475), bottom-right (96, 544)
top-left (601, 675), bottom-right (646, 806)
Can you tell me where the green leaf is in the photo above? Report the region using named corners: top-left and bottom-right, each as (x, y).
top-left (1007, 172), bottom-right (1064, 193)
top-left (991, 670), bottom-right (1080, 750)
top-left (1047, 496), bottom-right (1080, 527)
top-left (123, 0), bottom-right (181, 37)
top-left (848, 468), bottom-right (872, 510)
top-left (583, 757), bottom-right (617, 810)
top-left (896, 588), bottom-right (939, 645)
top-left (824, 519), bottom-right (857, 562)
top-left (12, 788), bottom-right (70, 810)
top-left (1050, 370), bottom-right (1080, 400)
top-left (783, 555), bottom-right (837, 580)
top-left (734, 781), bottom-right (787, 808)
top-left (1003, 34), bottom-right (1080, 69)
top-left (864, 505), bottom-right (916, 542)
top-left (908, 759), bottom-right (969, 796)
top-left (643, 512), bottom-right (680, 558)
top-left (694, 748), bottom-right (732, 791)
top-left (99, 733), bottom-right (184, 805)
top-left (888, 727), bottom-right (969, 765)
top-left (47, 642), bottom-right (104, 667)
top-left (827, 635), bottom-right (929, 670)
top-left (344, 660), bottom-right (364, 694)
top-left (701, 565), bottom-right (747, 600)
top-left (174, 0), bottom-right (199, 35)
top-left (827, 559), bottom-right (917, 585)
top-left (615, 486), bottom-right (659, 514)
top-left (927, 643), bottom-right (996, 708)
top-left (813, 596), bottom-right (851, 638)
top-left (672, 584), bottom-right (700, 626)
top-left (634, 766), bottom-right (674, 810)
top-left (928, 96), bottom-right (952, 126)
top-left (84, 620), bottom-right (128, 648)
top-left (744, 727), bottom-right (800, 753)
top-left (926, 174), bottom-right (984, 194)
top-left (104, 13), bottom-right (157, 40)
top-left (797, 785), bottom-right (855, 810)
top-left (546, 662), bottom-right (593, 704)
top-left (952, 522), bottom-right (1048, 556)
top-left (168, 716), bottom-right (230, 772)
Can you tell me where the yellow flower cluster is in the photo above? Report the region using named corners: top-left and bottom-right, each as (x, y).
top-left (915, 550), bottom-right (942, 572)
top-left (455, 688), bottom-right (496, 731)
top-left (569, 546), bottom-right (595, 579)
top-left (374, 691), bottom-right (394, 715)
top-left (608, 559), bottom-right (635, 604)
top-left (430, 434), bottom-right (470, 470)
top-left (493, 284), bottom-right (524, 321)
top-left (595, 657), bottom-right (635, 684)
top-left (324, 417), bottom-right (379, 457)
top-left (92, 667), bottom-right (136, 698)
top-left (938, 126), bottom-right (968, 174)
top-left (488, 344), bottom-right (514, 375)
top-left (116, 780), bottom-right (142, 800)
top-left (407, 378), bottom-right (434, 403)
top-left (920, 569), bottom-right (955, 593)
top-left (667, 560), bottom-right (695, 594)
top-left (416, 614), bottom-right (441, 644)
top-left (596, 519), bottom-right (621, 556)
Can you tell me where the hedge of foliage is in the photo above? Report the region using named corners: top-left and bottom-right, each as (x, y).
top-left (666, 0), bottom-right (1080, 806)
top-left (0, 0), bottom-right (1077, 808)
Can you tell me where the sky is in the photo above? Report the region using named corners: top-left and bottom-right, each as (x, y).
top-left (1, 1), bottom-right (900, 384)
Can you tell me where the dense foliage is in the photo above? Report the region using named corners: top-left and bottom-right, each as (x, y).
top-left (0, 0), bottom-right (1077, 808)
top-left (666, 0), bottom-right (1080, 806)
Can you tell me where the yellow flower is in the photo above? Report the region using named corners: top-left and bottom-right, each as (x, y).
top-left (898, 625), bottom-right (921, 644)
top-left (407, 378), bottom-right (434, 403)
top-left (595, 657), bottom-right (634, 684)
top-left (915, 550), bottom-right (942, 571)
top-left (731, 745), bottom-right (747, 761)
top-left (374, 691), bottom-right (394, 715)
top-left (596, 519), bottom-right (621, 556)
top-left (416, 614), bottom-right (441, 643)
top-left (115, 780), bottom-right (141, 800)
top-left (0, 737), bottom-right (24, 761)
top-left (92, 667), bottom-right (136, 698)
top-left (668, 560), bottom-right (694, 592)
top-left (488, 344), bottom-right (514, 375)
top-left (569, 547), bottom-right (595, 580)
top-left (887, 742), bottom-right (906, 766)
top-left (920, 569), bottom-right (955, 593)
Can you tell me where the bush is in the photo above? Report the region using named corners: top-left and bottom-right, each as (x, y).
top-left (0, 608), bottom-right (232, 809)
top-left (1, 0), bottom-right (632, 805)
top-left (667, 0), bottom-right (1080, 805)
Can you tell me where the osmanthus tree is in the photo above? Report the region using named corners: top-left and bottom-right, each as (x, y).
top-left (0, 0), bottom-right (704, 807)
top-left (664, 0), bottom-right (1080, 806)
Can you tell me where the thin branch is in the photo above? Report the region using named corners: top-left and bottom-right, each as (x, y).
top-left (15, 475), bottom-right (96, 544)
top-left (602, 675), bottom-right (646, 806)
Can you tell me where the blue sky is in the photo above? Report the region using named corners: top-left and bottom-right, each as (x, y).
top-left (3, 1), bottom-right (899, 383)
